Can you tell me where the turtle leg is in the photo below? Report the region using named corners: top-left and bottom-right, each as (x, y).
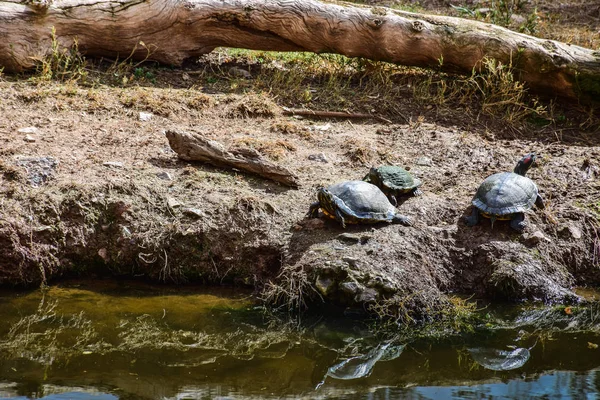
top-left (535, 194), bottom-right (545, 210)
top-left (412, 188), bottom-right (423, 197)
top-left (510, 213), bottom-right (527, 232)
top-left (465, 208), bottom-right (480, 227)
top-left (334, 209), bottom-right (346, 228)
top-left (307, 202), bottom-right (321, 218)
top-left (388, 194), bottom-right (398, 207)
top-left (392, 214), bottom-right (412, 226)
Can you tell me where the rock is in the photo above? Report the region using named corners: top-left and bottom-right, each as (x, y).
top-left (355, 287), bottom-right (378, 304)
top-left (183, 207), bottom-right (207, 218)
top-left (156, 171), bottom-right (173, 181)
top-left (182, 72), bottom-right (190, 81)
top-left (338, 233), bottom-right (361, 244)
top-left (314, 123), bottom-right (331, 132)
top-left (17, 126), bottom-right (39, 134)
top-left (103, 161), bottom-right (123, 168)
top-left (167, 197), bottom-right (183, 209)
top-left (24, 134), bottom-right (36, 142)
top-left (299, 218), bottom-right (325, 230)
top-left (342, 256), bottom-right (360, 269)
top-left (98, 248), bottom-right (108, 262)
top-left (524, 230), bottom-right (550, 245)
top-left (14, 155), bottom-right (59, 187)
top-left (139, 112), bottom-right (153, 121)
top-left (315, 276), bottom-right (335, 296)
top-left (308, 153), bottom-right (329, 163)
top-left (340, 281), bottom-right (361, 295)
top-left (229, 67), bottom-right (252, 79)
top-left (558, 224), bottom-right (583, 240)
top-left (415, 156), bottom-right (433, 166)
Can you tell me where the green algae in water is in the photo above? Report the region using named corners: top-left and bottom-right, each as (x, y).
top-left (0, 280), bottom-right (599, 399)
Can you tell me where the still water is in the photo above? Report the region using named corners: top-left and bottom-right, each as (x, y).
top-left (0, 280), bottom-right (598, 399)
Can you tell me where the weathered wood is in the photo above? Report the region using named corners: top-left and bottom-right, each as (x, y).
top-left (165, 129), bottom-right (299, 188)
top-left (1, 0), bottom-right (599, 100)
top-left (282, 107), bottom-right (392, 123)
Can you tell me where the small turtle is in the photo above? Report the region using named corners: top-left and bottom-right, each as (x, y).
top-left (465, 153), bottom-right (544, 232)
top-left (307, 181), bottom-right (412, 228)
top-left (364, 166), bottom-right (422, 206)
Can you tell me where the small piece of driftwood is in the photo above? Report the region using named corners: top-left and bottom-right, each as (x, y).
top-left (165, 130), bottom-right (299, 188)
top-left (282, 107), bottom-right (392, 124)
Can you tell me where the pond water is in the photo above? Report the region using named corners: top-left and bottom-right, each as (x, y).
top-left (0, 281), bottom-right (599, 399)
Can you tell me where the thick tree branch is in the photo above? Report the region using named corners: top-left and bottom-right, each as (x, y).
top-left (1, 0), bottom-right (599, 99)
top-left (165, 129), bottom-right (299, 187)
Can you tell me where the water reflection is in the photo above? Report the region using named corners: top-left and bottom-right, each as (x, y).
top-left (0, 281), bottom-right (599, 399)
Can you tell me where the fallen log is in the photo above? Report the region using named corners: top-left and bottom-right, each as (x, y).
top-left (0, 0), bottom-right (598, 100)
top-left (165, 129), bottom-right (299, 188)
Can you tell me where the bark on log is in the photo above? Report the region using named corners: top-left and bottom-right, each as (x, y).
top-left (1, 0), bottom-right (599, 100)
top-left (165, 129), bottom-right (299, 187)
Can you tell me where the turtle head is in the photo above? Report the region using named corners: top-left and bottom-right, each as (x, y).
top-left (514, 153), bottom-right (536, 176)
top-left (317, 188), bottom-right (337, 216)
top-left (363, 167), bottom-right (378, 182)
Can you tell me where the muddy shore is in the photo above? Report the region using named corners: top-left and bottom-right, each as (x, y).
top-left (1, 70), bottom-right (598, 322)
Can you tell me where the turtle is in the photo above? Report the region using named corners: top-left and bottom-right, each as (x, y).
top-left (307, 180), bottom-right (412, 228)
top-left (364, 166), bottom-right (422, 206)
top-left (465, 153), bottom-right (545, 232)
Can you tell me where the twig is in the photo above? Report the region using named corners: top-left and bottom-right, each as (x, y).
top-left (282, 107), bottom-right (392, 124)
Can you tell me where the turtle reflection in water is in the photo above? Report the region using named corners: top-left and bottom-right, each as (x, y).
top-left (307, 181), bottom-right (412, 228)
top-left (465, 153), bottom-right (545, 232)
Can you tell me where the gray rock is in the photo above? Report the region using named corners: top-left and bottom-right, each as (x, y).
top-left (24, 134), bottom-right (36, 142)
top-left (156, 171), bottom-right (173, 181)
top-left (524, 230), bottom-right (550, 245)
top-left (167, 197), bottom-right (183, 209)
top-left (355, 287), bottom-right (378, 304)
top-left (340, 281), bottom-right (361, 295)
top-left (308, 153), bottom-right (329, 163)
top-left (338, 233), bottom-right (361, 244)
top-left (229, 67), bottom-right (252, 79)
top-left (342, 256), bottom-right (360, 269)
top-left (183, 207), bottom-right (207, 218)
top-left (415, 156), bottom-right (433, 166)
top-left (14, 155), bottom-right (59, 187)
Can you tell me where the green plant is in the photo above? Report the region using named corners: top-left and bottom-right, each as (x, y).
top-left (33, 27), bottom-right (87, 83)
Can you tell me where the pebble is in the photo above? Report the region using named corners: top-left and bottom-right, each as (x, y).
top-left (524, 230), bottom-right (550, 245)
top-left (24, 134), bottom-right (36, 142)
top-left (167, 197), bottom-right (182, 209)
top-left (18, 126), bottom-right (39, 134)
top-left (415, 156), bottom-right (433, 166)
top-left (308, 153), bottom-right (329, 163)
top-left (139, 112), bottom-right (153, 122)
top-left (229, 67), bottom-right (252, 79)
top-left (156, 171), bottom-right (173, 181)
top-left (103, 161), bottom-right (123, 168)
top-left (183, 208), bottom-right (207, 218)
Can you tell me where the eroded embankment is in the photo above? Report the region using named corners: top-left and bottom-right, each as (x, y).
top-left (0, 85), bottom-right (599, 322)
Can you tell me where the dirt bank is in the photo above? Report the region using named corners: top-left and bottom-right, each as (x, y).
top-left (1, 67), bottom-right (598, 322)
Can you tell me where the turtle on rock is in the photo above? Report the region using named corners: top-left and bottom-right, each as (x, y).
top-left (307, 181), bottom-right (412, 228)
top-left (364, 166), bottom-right (422, 206)
top-left (465, 153), bottom-right (545, 232)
